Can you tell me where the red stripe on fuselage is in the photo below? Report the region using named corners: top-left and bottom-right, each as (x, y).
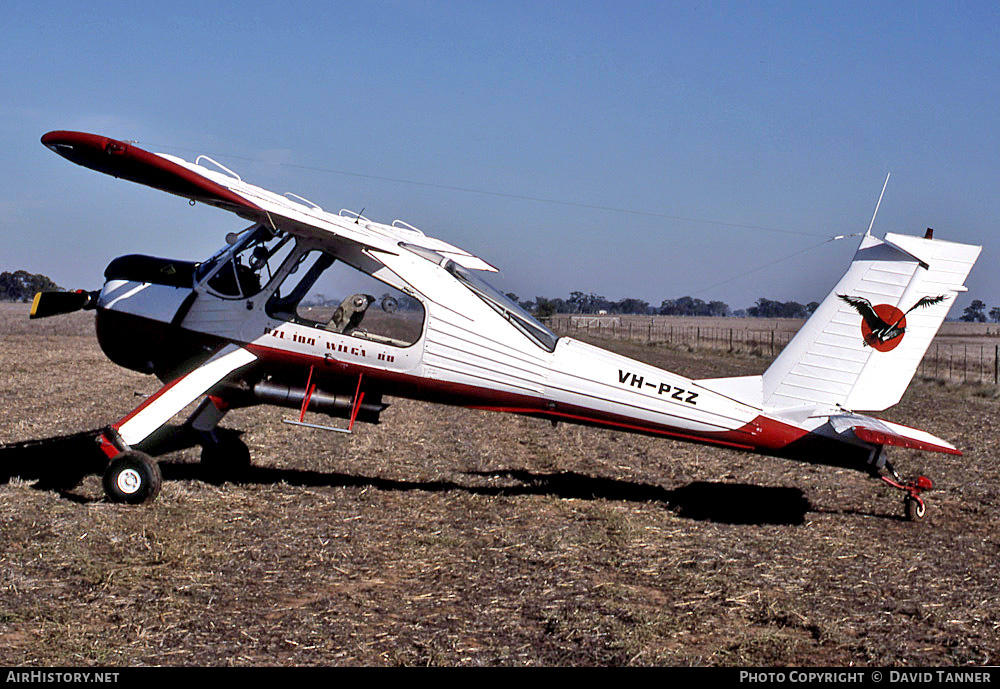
top-left (88, 306), bottom-right (820, 458)
top-left (244, 342), bottom-right (813, 456)
top-left (471, 405), bottom-right (758, 450)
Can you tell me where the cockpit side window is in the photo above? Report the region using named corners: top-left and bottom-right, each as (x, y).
top-left (445, 260), bottom-right (558, 352)
top-left (266, 248), bottom-right (425, 348)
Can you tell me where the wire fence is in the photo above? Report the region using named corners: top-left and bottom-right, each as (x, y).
top-left (548, 316), bottom-right (1000, 386)
top-left (917, 343), bottom-right (1000, 385)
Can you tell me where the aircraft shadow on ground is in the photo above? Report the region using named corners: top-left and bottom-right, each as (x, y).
top-left (0, 425), bottom-right (208, 490)
top-left (2, 429), bottom-right (815, 525)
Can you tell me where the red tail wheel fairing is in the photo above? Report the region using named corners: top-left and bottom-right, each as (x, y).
top-left (40, 131), bottom-right (261, 216)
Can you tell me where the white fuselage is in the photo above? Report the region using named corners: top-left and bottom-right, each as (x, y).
top-left (95, 240), bottom-right (821, 465)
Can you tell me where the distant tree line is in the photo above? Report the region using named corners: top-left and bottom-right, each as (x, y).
top-left (507, 290), bottom-right (821, 319)
top-left (0, 271), bottom-right (61, 302)
top-left (10, 268), bottom-right (994, 323)
top-left (746, 298), bottom-right (820, 319)
top-left (960, 300), bottom-right (1000, 323)
top-left (511, 290), bottom-right (1000, 324)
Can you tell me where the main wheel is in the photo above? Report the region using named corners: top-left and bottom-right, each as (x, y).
top-left (103, 451), bottom-right (162, 504)
top-left (905, 496), bottom-right (926, 521)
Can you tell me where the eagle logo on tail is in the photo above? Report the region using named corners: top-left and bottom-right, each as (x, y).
top-left (837, 294), bottom-right (948, 351)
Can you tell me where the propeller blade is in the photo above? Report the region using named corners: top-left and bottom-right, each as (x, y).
top-left (29, 290), bottom-right (98, 319)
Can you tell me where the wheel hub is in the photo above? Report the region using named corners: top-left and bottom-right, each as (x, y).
top-left (116, 468), bottom-right (142, 494)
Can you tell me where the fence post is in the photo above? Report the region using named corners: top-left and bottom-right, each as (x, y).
top-left (770, 330), bottom-right (775, 357)
top-left (995, 345), bottom-right (998, 385)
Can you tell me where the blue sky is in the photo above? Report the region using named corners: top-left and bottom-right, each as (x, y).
top-left (2, 1), bottom-right (998, 312)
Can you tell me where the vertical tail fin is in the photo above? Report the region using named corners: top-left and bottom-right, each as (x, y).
top-left (762, 231), bottom-right (981, 412)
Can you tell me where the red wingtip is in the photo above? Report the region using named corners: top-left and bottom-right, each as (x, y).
top-left (41, 129), bottom-right (118, 150)
top-left (39, 130), bottom-right (261, 214)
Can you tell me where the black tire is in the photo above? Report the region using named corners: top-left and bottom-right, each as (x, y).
top-left (905, 496), bottom-right (926, 521)
top-left (200, 436), bottom-right (251, 484)
top-left (103, 451), bottom-right (162, 504)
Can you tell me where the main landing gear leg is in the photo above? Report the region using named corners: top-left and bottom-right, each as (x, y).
top-left (95, 345), bottom-right (259, 504)
top-left (877, 457), bottom-right (933, 521)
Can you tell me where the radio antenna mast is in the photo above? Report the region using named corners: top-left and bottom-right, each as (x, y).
top-left (866, 173), bottom-right (891, 236)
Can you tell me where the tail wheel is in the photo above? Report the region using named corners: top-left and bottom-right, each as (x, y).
top-left (905, 496), bottom-right (926, 521)
top-left (103, 450), bottom-right (162, 504)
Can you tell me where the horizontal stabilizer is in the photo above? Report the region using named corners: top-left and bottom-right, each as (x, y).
top-left (828, 413), bottom-right (960, 455)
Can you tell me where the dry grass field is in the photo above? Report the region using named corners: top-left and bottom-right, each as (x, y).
top-left (1, 302), bottom-right (998, 666)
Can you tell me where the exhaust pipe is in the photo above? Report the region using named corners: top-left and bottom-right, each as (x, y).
top-left (250, 380), bottom-right (386, 424)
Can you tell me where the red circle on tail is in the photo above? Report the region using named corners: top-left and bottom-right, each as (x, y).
top-left (862, 304), bottom-right (906, 352)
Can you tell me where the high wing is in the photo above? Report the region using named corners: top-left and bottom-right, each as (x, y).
top-left (40, 131), bottom-right (498, 272)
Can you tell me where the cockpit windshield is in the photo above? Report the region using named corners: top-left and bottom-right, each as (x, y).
top-left (444, 260), bottom-right (558, 351)
top-left (196, 225), bottom-right (294, 299)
